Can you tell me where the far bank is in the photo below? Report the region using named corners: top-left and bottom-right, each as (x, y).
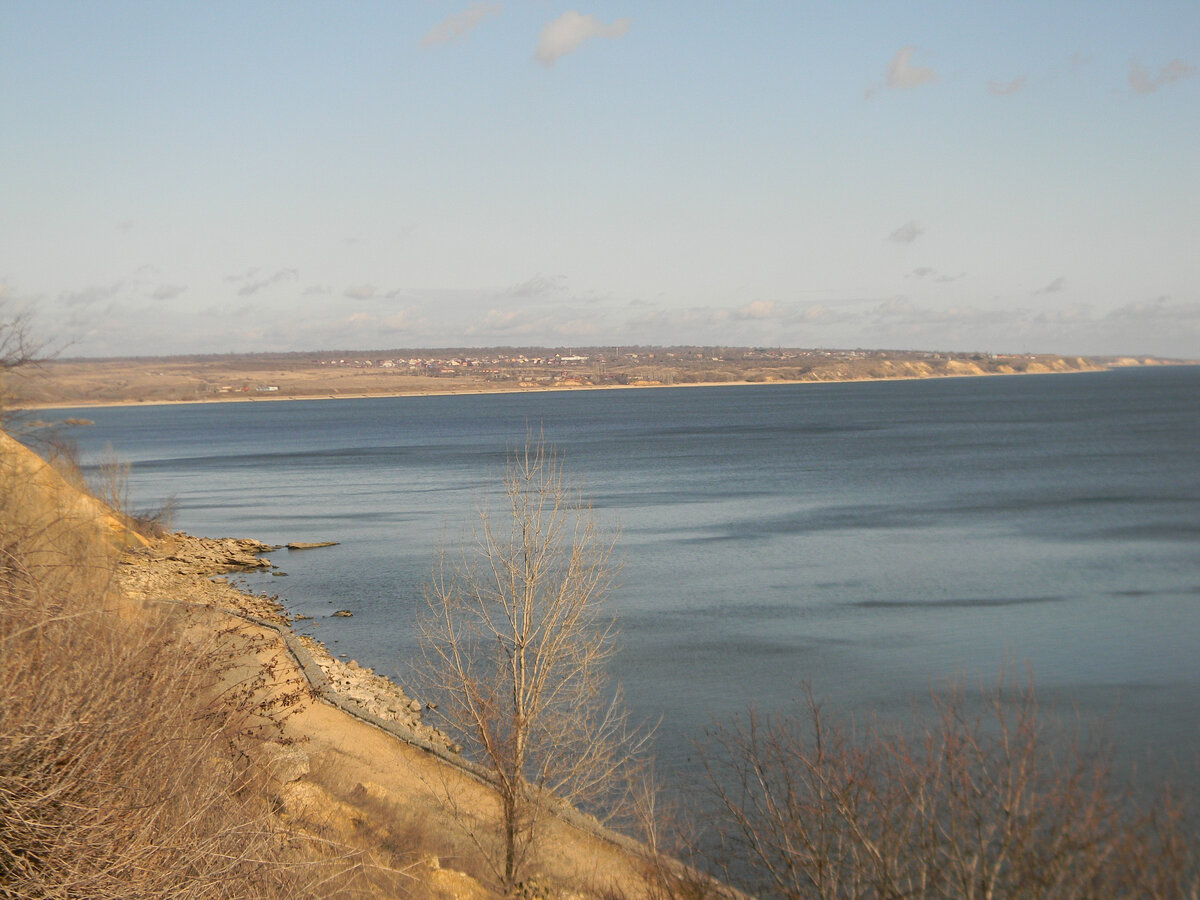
top-left (13, 347), bottom-right (1183, 412)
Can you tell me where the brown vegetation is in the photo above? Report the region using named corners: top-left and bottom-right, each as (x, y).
top-left (0, 428), bottom-right (665, 899)
top-left (690, 682), bottom-right (1199, 900)
top-left (0, 435), bottom-right (332, 898)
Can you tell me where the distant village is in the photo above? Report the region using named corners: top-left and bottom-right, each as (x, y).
top-left (31, 346), bottom-right (1129, 407)
top-left (204, 346), bottom-right (1087, 395)
top-left (318, 350), bottom-right (595, 375)
top-left (286, 346), bottom-right (1044, 389)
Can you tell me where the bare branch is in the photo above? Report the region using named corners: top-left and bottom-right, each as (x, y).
top-left (415, 431), bottom-right (649, 890)
top-left (697, 676), bottom-right (1198, 899)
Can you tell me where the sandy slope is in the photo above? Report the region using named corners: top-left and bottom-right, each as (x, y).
top-left (115, 534), bottom-right (659, 899)
top-left (2, 430), bottom-right (663, 899)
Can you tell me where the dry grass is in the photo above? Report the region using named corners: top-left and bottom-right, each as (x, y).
top-left (0, 438), bottom-right (372, 898)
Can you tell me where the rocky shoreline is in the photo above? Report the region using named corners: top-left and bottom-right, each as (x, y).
top-left (117, 531), bottom-right (459, 754)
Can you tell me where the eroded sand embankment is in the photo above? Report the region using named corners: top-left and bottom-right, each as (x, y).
top-left (115, 529), bottom-right (663, 899)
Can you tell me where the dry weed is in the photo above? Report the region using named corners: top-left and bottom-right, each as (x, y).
top-left (0, 442), bottom-right (372, 898)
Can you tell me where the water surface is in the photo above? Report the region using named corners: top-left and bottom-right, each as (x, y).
top-left (52, 368), bottom-right (1200, 775)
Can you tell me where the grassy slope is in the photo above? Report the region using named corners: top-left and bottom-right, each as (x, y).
top-left (0, 432), bottom-right (663, 899)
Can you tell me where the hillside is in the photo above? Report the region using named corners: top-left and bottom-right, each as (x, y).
top-left (0, 431), bottom-right (670, 899)
top-left (10, 347), bottom-right (1180, 409)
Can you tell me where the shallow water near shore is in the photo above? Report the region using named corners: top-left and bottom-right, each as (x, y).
top-left (54, 367), bottom-right (1200, 779)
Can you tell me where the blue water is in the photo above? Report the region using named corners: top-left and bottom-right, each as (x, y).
top-left (47, 368), bottom-right (1200, 775)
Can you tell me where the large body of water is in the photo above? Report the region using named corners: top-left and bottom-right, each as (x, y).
top-left (50, 367), bottom-right (1200, 776)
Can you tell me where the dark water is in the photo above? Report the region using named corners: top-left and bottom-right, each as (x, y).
top-left (49, 368), bottom-right (1200, 776)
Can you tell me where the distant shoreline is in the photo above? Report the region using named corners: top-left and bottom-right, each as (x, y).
top-left (14, 364), bottom-right (1142, 413)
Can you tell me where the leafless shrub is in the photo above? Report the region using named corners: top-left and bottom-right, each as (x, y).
top-left (129, 494), bottom-right (178, 536)
top-left (40, 436), bottom-right (89, 492)
top-left (84, 445), bottom-right (177, 537)
top-left (93, 448), bottom-right (130, 516)
top-left (694, 679), bottom-right (1199, 900)
top-left (626, 768), bottom-right (733, 900)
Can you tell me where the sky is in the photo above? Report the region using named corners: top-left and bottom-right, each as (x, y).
top-left (1, 2), bottom-right (1198, 358)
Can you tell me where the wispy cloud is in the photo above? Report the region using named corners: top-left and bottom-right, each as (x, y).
top-left (1106, 295), bottom-right (1200, 322)
top-left (535, 11), bottom-right (630, 66)
top-left (238, 268), bottom-right (298, 297)
top-left (150, 284), bottom-right (187, 301)
top-left (734, 300), bottom-right (777, 320)
top-left (60, 282), bottom-right (123, 308)
top-left (869, 297), bottom-right (1015, 328)
top-left (885, 46), bottom-right (936, 90)
top-left (908, 267), bottom-right (965, 283)
top-left (790, 303), bottom-right (857, 325)
top-left (623, 297), bottom-right (866, 340)
top-left (52, 277), bottom-right (1200, 358)
top-left (462, 306), bottom-right (603, 340)
top-left (889, 221), bottom-right (925, 244)
top-left (988, 76), bottom-right (1026, 96)
top-left (1129, 59), bottom-right (1195, 95)
top-left (1035, 276), bottom-right (1066, 295)
top-left (1031, 304), bottom-right (1094, 325)
top-left (508, 274), bottom-right (566, 297)
top-left (421, 2), bottom-right (501, 47)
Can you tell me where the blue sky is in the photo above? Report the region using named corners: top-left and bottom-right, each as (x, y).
top-left (2, 2), bottom-right (1197, 357)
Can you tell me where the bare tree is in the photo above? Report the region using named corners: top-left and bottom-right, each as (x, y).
top-left (0, 306), bottom-right (43, 372)
top-left (416, 436), bottom-right (647, 889)
top-left (0, 305), bottom-right (49, 427)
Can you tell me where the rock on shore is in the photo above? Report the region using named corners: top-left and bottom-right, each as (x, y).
top-left (117, 529), bottom-right (459, 755)
top-left (119, 532), bottom-right (284, 619)
top-left (298, 639), bottom-right (458, 753)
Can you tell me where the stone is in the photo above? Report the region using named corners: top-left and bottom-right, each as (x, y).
top-left (277, 781), bottom-right (361, 835)
top-left (260, 742), bottom-right (310, 785)
top-left (350, 780), bottom-right (392, 804)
